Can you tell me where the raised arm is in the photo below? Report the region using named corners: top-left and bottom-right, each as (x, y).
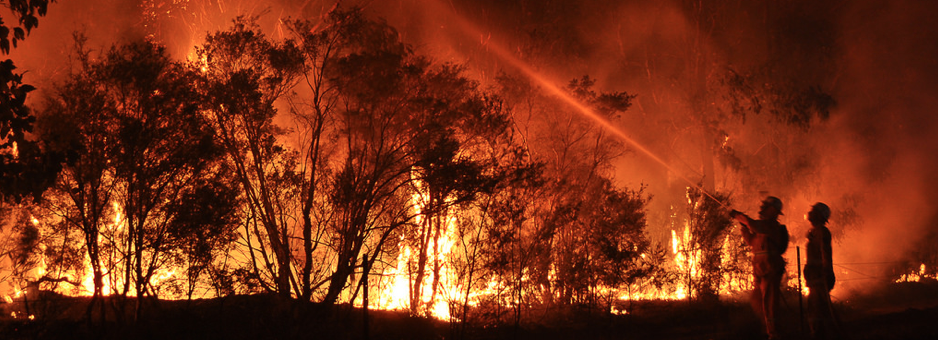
top-left (730, 210), bottom-right (755, 244)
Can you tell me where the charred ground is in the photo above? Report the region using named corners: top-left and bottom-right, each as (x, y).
top-left (2, 281), bottom-right (937, 340)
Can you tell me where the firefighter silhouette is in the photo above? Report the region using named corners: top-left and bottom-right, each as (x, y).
top-left (804, 202), bottom-right (839, 339)
top-left (731, 196), bottom-right (790, 340)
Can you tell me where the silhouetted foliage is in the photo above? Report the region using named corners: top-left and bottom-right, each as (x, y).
top-left (313, 8), bottom-right (517, 314)
top-left (0, 0), bottom-right (50, 53)
top-left (163, 168), bottom-right (241, 300)
top-left (0, 4), bottom-right (840, 334)
top-left (0, 0), bottom-right (59, 204)
top-left (38, 37), bottom-right (122, 320)
top-left (39, 38), bottom-right (239, 321)
top-left (490, 70), bottom-right (657, 321)
top-left (682, 186), bottom-right (735, 300)
top-left (198, 16), bottom-right (304, 298)
top-left (722, 68), bottom-right (835, 129)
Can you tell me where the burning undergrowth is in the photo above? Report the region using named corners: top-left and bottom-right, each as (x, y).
top-left (1, 1), bottom-right (938, 337)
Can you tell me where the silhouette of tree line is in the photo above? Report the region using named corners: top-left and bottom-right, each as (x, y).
top-left (0, 7), bottom-right (673, 328)
top-left (0, 2), bottom-right (856, 333)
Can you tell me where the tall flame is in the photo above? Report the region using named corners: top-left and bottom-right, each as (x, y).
top-left (368, 178), bottom-right (460, 320)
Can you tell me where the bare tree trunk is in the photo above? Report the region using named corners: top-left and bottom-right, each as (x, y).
top-left (301, 213), bottom-right (314, 299)
top-left (428, 213), bottom-right (444, 317)
top-left (322, 211), bottom-right (367, 305)
top-left (301, 116), bottom-right (325, 301)
top-left (362, 255), bottom-right (370, 340)
top-left (410, 197), bottom-right (434, 314)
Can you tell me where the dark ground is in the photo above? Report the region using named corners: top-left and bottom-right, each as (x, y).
top-left (2, 281), bottom-right (937, 340)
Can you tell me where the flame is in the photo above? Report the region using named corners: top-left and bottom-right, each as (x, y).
top-left (189, 51), bottom-right (208, 73)
top-left (9, 311), bottom-right (35, 320)
top-left (371, 243), bottom-right (413, 311)
top-left (622, 220), bottom-right (757, 302)
top-left (10, 189), bottom-right (809, 320)
top-left (895, 263), bottom-right (936, 283)
top-left (76, 202), bottom-right (125, 296)
top-left (671, 225), bottom-right (695, 300)
top-left (368, 178), bottom-right (460, 320)
top-left (0, 0), bottom-right (794, 319)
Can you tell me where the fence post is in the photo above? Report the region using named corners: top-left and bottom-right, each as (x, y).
top-left (363, 255), bottom-right (370, 340)
top-left (797, 246), bottom-right (804, 335)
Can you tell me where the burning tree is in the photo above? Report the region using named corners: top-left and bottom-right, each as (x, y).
top-left (0, 3), bottom-right (865, 333)
top-left (38, 37), bottom-right (122, 321)
top-left (98, 40), bottom-right (228, 316)
top-left (197, 18), bottom-right (304, 299)
top-left (193, 9), bottom-right (524, 313)
top-left (676, 186), bottom-right (737, 300)
top-left (448, 144), bottom-right (542, 328)
top-left (578, 179), bottom-right (653, 310)
top-left (0, 1), bottom-right (61, 306)
top-left (39, 38), bottom-right (240, 320)
top-left (315, 9), bottom-right (514, 314)
top-left (479, 72), bottom-right (665, 321)
top-left (0, 208), bottom-right (40, 295)
top-left (282, 16), bottom-right (342, 302)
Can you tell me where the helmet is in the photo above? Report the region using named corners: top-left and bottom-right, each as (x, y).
top-left (809, 202), bottom-right (831, 223)
top-left (761, 196), bottom-right (784, 215)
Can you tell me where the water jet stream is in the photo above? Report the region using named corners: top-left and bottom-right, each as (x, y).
top-left (429, 2), bottom-right (728, 206)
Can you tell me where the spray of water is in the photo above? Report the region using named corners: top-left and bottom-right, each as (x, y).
top-left (433, 2), bottom-right (729, 207)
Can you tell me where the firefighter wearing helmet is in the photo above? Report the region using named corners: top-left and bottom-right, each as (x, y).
top-left (730, 196), bottom-right (790, 340)
top-left (804, 202), bottom-right (838, 339)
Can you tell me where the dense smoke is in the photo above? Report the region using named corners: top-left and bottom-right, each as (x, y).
top-left (9, 0), bottom-right (938, 296)
top-left (360, 0), bottom-right (938, 295)
top-left (828, 0), bottom-right (938, 288)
